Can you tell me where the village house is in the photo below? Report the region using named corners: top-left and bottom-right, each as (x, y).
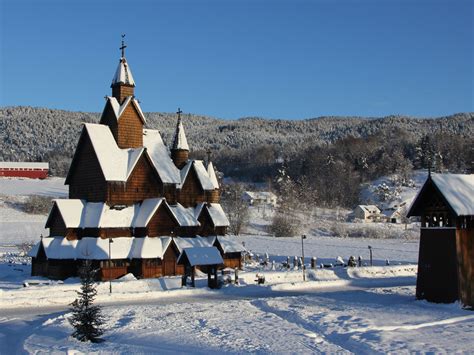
top-left (29, 41), bottom-right (243, 281)
top-left (407, 173), bottom-right (473, 308)
top-left (242, 191), bottom-right (277, 207)
top-left (353, 205), bottom-right (384, 222)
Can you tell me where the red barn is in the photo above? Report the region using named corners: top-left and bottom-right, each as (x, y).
top-left (0, 162), bottom-right (48, 179)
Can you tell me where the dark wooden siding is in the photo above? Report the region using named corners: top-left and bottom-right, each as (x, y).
top-left (99, 228), bottom-right (133, 238)
top-left (112, 85), bottom-right (134, 104)
top-left (99, 102), bottom-right (119, 142)
top-left (208, 189), bottom-right (220, 203)
top-left (162, 242), bottom-right (184, 276)
top-left (107, 155), bottom-right (163, 205)
top-left (47, 206), bottom-right (67, 237)
top-left (68, 133), bottom-right (107, 202)
top-left (171, 150), bottom-right (189, 169)
top-left (416, 228), bottom-right (459, 303)
top-left (179, 168), bottom-right (206, 207)
top-left (117, 104), bottom-right (143, 148)
top-left (456, 225), bottom-right (474, 308)
top-left (146, 204), bottom-right (179, 237)
top-left (198, 208), bottom-right (214, 236)
top-left (223, 252), bottom-right (242, 269)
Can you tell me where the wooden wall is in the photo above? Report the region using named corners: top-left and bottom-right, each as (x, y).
top-left (208, 189), bottom-right (220, 203)
top-left (68, 133), bottom-right (107, 202)
top-left (117, 104), bottom-right (143, 148)
top-left (198, 208), bottom-right (215, 236)
top-left (146, 204), bottom-right (179, 237)
top-left (47, 206), bottom-right (67, 237)
top-left (456, 226), bottom-right (474, 308)
top-left (162, 242), bottom-right (184, 276)
top-left (112, 85), bottom-right (134, 104)
top-left (178, 168), bottom-right (207, 207)
top-left (416, 228), bottom-right (459, 303)
top-left (171, 150), bottom-right (189, 169)
top-left (223, 252), bottom-right (242, 269)
top-left (99, 228), bottom-right (132, 239)
top-left (107, 156), bottom-right (162, 205)
top-left (99, 102), bottom-right (119, 142)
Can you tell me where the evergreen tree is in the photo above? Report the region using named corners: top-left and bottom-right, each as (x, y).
top-left (69, 260), bottom-right (105, 343)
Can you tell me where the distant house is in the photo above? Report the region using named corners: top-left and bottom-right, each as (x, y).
top-left (0, 162), bottom-right (48, 179)
top-left (242, 191), bottom-right (277, 207)
top-left (407, 173), bottom-right (473, 308)
top-left (354, 205), bottom-right (384, 222)
top-left (383, 202), bottom-right (408, 223)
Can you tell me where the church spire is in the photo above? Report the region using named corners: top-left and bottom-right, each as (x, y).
top-left (171, 108), bottom-right (190, 168)
top-left (111, 34), bottom-right (135, 104)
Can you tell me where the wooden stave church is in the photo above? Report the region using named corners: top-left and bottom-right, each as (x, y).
top-left (30, 46), bottom-right (244, 281)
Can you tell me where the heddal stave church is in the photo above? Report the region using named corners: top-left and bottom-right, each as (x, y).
top-left (29, 45), bottom-right (244, 281)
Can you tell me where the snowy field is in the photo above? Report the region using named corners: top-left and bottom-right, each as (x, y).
top-left (1, 176), bottom-right (472, 353)
top-left (0, 177), bottom-right (67, 245)
top-left (2, 283), bottom-right (473, 354)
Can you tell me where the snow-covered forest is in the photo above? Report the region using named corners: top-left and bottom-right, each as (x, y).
top-left (1, 107), bottom-right (472, 207)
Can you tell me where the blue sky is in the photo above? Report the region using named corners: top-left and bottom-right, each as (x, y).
top-left (0, 0), bottom-right (472, 119)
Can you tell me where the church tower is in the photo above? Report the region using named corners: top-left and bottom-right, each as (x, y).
top-left (99, 35), bottom-right (145, 149)
top-left (171, 108), bottom-right (190, 169)
top-left (111, 35), bottom-right (135, 104)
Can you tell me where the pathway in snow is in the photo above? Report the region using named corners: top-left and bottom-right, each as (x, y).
top-left (1, 286), bottom-right (473, 354)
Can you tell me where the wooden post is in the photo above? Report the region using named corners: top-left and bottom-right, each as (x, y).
top-left (191, 266), bottom-right (195, 287)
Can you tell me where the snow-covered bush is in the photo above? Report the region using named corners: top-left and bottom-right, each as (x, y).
top-left (330, 222), bottom-right (349, 238)
top-left (269, 214), bottom-right (300, 238)
top-left (23, 195), bottom-right (53, 215)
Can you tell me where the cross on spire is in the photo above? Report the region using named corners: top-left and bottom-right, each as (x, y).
top-left (120, 34), bottom-right (127, 58)
top-left (177, 108), bottom-right (183, 122)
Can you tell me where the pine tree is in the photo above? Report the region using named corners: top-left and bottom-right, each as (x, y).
top-left (69, 260), bottom-right (105, 343)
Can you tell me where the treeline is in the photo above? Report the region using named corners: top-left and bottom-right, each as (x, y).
top-left (0, 106), bottom-right (472, 206)
top-left (210, 120), bottom-right (472, 208)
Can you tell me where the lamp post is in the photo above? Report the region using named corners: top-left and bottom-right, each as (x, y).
top-left (109, 237), bottom-right (114, 294)
top-left (301, 234), bottom-right (307, 281)
top-left (368, 245), bottom-right (373, 266)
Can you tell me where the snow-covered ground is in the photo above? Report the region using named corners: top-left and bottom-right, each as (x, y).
top-left (1, 175), bottom-right (472, 353)
top-left (0, 177), bottom-right (68, 197)
top-left (2, 284), bottom-right (473, 354)
top-left (0, 177), bottom-right (67, 245)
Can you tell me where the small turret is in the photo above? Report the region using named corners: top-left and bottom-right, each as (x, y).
top-left (171, 108), bottom-right (189, 169)
top-left (111, 35), bottom-right (135, 104)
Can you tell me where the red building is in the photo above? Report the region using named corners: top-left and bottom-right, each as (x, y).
top-left (0, 162), bottom-right (48, 179)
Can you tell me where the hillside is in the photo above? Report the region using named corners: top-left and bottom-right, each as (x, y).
top-left (1, 106), bottom-right (472, 177)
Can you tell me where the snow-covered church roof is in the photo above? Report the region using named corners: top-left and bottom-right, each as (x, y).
top-left (206, 203), bottom-right (230, 227)
top-left (214, 235), bottom-right (246, 253)
top-left (143, 129), bottom-right (181, 184)
top-left (172, 118), bottom-right (189, 151)
top-left (29, 236), bottom-right (240, 260)
top-left (112, 57), bottom-right (135, 86)
top-left (207, 162), bottom-right (219, 189)
top-left (179, 160), bottom-right (216, 191)
top-left (65, 123), bottom-right (145, 183)
top-left (47, 198), bottom-right (229, 230)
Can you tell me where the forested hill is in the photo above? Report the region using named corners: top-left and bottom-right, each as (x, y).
top-left (0, 106), bottom-right (472, 179)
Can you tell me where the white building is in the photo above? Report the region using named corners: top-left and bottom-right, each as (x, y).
top-left (242, 191), bottom-right (278, 207)
top-left (354, 205), bottom-right (384, 222)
